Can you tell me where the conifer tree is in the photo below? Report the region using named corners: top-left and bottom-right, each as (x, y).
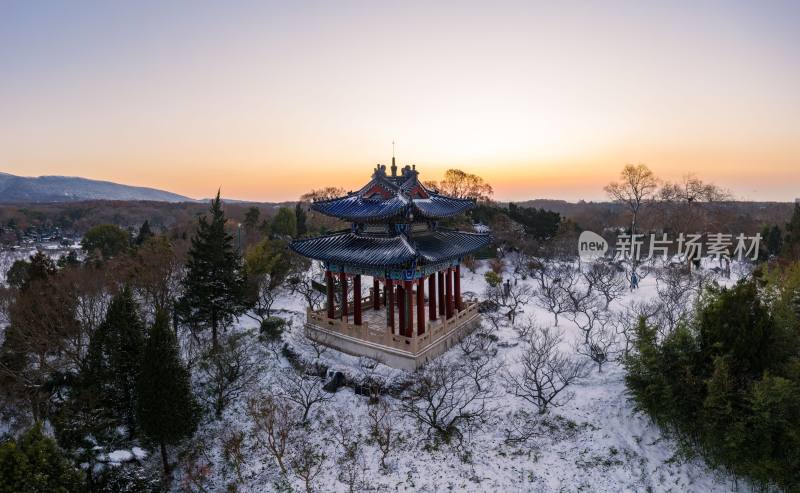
top-left (136, 311), bottom-right (197, 475)
top-left (177, 192), bottom-right (247, 350)
top-left (135, 220), bottom-right (154, 245)
top-left (295, 202), bottom-right (307, 235)
top-left (84, 286), bottom-right (146, 438)
top-left (784, 203), bottom-right (800, 259)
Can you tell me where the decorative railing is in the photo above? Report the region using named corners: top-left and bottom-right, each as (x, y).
top-left (306, 300), bottom-right (481, 354)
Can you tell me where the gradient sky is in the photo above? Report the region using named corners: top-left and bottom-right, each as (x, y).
top-left (1, 1), bottom-right (798, 202)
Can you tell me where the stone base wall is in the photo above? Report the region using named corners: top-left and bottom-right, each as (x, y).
top-left (304, 308), bottom-right (481, 371)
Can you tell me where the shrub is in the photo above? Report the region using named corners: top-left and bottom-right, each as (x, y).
top-left (625, 276), bottom-right (800, 490)
top-left (260, 317), bottom-right (286, 342)
top-left (484, 271), bottom-right (502, 287)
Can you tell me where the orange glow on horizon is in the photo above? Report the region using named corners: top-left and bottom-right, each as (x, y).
top-left (1, 2), bottom-right (798, 202)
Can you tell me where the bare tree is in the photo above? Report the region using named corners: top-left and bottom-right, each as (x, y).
top-left (504, 327), bottom-right (588, 414)
top-left (659, 174), bottom-right (732, 236)
top-left (287, 263), bottom-right (326, 311)
top-left (274, 367), bottom-right (331, 423)
top-left (660, 173), bottom-right (731, 203)
top-left (616, 299), bottom-right (662, 356)
top-left (604, 163), bottom-right (659, 241)
top-left (566, 302), bottom-right (612, 345)
top-left (482, 302), bottom-right (509, 332)
top-left (653, 267), bottom-right (694, 336)
top-left (503, 283), bottom-right (534, 325)
top-left (575, 322), bottom-right (620, 372)
top-left (244, 272), bottom-right (281, 324)
top-left (290, 328), bottom-right (329, 362)
top-left (512, 315), bottom-right (540, 340)
top-left (558, 264), bottom-right (596, 316)
top-left (300, 187), bottom-right (346, 202)
top-left (356, 356), bottom-right (384, 401)
top-left (366, 398), bottom-right (402, 470)
top-left (329, 409), bottom-right (367, 492)
top-left (199, 330), bottom-right (265, 419)
top-left (400, 359), bottom-right (494, 443)
top-left (583, 263), bottom-right (625, 309)
top-left (459, 326), bottom-right (500, 392)
top-left (502, 409), bottom-right (553, 445)
top-left (427, 169), bottom-right (493, 201)
top-left (220, 428), bottom-right (246, 484)
top-left (532, 266), bottom-right (570, 326)
top-left (122, 236), bottom-right (183, 319)
top-left (287, 430), bottom-right (327, 493)
top-left (246, 393), bottom-right (298, 474)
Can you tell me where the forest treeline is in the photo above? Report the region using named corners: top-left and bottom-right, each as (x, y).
top-left (0, 166), bottom-right (799, 491)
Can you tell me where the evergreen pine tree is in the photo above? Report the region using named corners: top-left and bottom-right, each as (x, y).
top-left (135, 220), bottom-right (154, 245)
top-left (295, 202), bottom-right (307, 235)
top-left (784, 203), bottom-right (800, 259)
top-left (0, 422), bottom-right (84, 493)
top-left (136, 311), bottom-right (197, 475)
top-left (766, 225), bottom-right (783, 257)
top-left (84, 286), bottom-right (146, 439)
top-left (177, 191), bottom-right (247, 350)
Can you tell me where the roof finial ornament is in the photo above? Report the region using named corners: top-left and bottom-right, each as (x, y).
top-left (390, 140), bottom-right (397, 177)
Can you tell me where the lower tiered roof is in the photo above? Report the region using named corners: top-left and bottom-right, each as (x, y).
top-left (289, 229), bottom-right (491, 269)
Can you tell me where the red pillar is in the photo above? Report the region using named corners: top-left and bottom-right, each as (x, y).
top-left (428, 274), bottom-right (437, 321)
top-left (386, 279), bottom-right (395, 332)
top-left (417, 278), bottom-right (425, 335)
top-left (455, 265), bottom-right (462, 311)
top-left (340, 272), bottom-right (348, 320)
top-left (397, 284), bottom-right (405, 335)
top-left (437, 271), bottom-right (445, 316)
top-left (373, 278), bottom-right (380, 310)
top-left (404, 280), bottom-right (414, 337)
top-left (445, 267), bottom-right (454, 319)
top-left (325, 270), bottom-right (335, 319)
top-left (353, 275), bottom-right (362, 325)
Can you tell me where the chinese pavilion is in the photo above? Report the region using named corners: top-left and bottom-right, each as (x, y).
top-left (290, 158), bottom-right (492, 370)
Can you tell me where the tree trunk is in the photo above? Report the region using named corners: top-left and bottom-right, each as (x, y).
top-left (211, 309), bottom-right (219, 351)
top-left (160, 441), bottom-right (170, 476)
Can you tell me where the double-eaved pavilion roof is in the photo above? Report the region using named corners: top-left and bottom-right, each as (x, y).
top-left (290, 229), bottom-right (491, 270)
top-left (292, 161), bottom-right (492, 276)
top-left (310, 163), bottom-right (475, 222)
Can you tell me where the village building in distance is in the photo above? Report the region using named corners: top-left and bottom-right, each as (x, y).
top-left (290, 158), bottom-right (492, 369)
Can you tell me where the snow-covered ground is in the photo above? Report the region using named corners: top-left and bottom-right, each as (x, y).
top-left (182, 258), bottom-right (748, 493)
top-left (0, 242), bottom-right (80, 285)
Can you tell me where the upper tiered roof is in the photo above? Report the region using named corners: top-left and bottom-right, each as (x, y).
top-left (310, 160), bottom-right (475, 222)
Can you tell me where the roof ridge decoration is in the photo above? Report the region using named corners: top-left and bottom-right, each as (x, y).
top-left (309, 163), bottom-right (476, 222)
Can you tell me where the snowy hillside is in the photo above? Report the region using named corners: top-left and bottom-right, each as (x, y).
top-left (173, 259), bottom-right (748, 493)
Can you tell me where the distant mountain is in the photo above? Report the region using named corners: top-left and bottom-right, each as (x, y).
top-left (0, 172), bottom-right (193, 203)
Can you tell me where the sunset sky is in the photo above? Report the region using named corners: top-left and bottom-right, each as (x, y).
top-left (1, 1), bottom-right (798, 202)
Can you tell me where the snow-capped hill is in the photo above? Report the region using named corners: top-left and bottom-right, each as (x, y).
top-left (0, 172), bottom-right (193, 203)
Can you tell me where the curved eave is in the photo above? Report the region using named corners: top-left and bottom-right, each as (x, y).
top-left (289, 231), bottom-right (416, 268)
top-left (289, 229), bottom-right (492, 270)
top-left (412, 195), bottom-right (476, 219)
top-left (414, 230), bottom-right (492, 263)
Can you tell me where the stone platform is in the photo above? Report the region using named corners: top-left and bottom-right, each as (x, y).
top-left (303, 300), bottom-right (482, 371)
